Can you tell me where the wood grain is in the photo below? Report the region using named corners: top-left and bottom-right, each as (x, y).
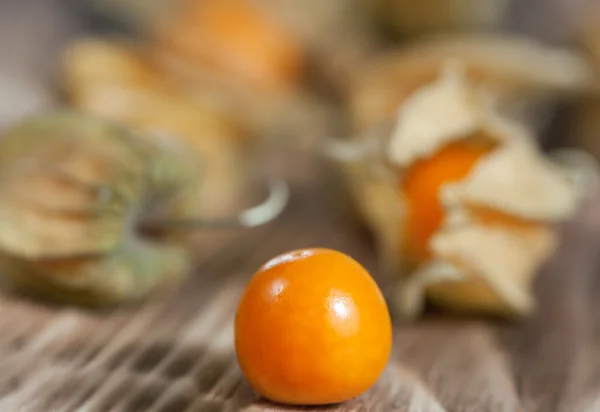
top-left (0, 177), bottom-right (598, 412)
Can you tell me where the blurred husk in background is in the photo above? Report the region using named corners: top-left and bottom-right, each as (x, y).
top-left (346, 34), bottom-right (597, 134)
top-left (67, 0), bottom-right (358, 187)
top-left (4, 0), bottom-right (600, 314)
top-left (69, 0), bottom-right (600, 150)
top-left (60, 37), bottom-right (250, 219)
top-left (0, 112), bottom-right (200, 306)
top-left (329, 63), bottom-right (586, 319)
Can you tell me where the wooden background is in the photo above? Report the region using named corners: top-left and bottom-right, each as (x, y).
top-left (3, 1), bottom-right (600, 411)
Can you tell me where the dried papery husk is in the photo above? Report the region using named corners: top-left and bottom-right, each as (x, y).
top-left (349, 34), bottom-right (597, 132)
top-left (440, 138), bottom-right (577, 222)
top-left (366, 0), bottom-right (510, 37)
top-left (61, 38), bottom-right (248, 218)
top-left (399, 138), bottom-right (575, 318)
top-left (399, 218), bottom-right (557, 318)
top-left (392, 69), bottom-right (579, 318)
top-left (0, 240), bottom-right (187, 307)
top-left (61, 38), bottom-right (166, 100)
top-left (332, 64), bottom-right (581, 319)
top-left (0, 113), bottom-right (145, 258)
top-left (148, 0), bottom-right (337, 148)
top-left (330, 66), bottom-right (491, 273)
top-left (334, 151), bottom-right (406, 276)
top-left (387, 62), bottom-right (512, 167)
top-left (0, 111), bottom-right (197, 306)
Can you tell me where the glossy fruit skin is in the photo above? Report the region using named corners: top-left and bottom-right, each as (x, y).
top-left (235, 248), bottom-right (392, 405)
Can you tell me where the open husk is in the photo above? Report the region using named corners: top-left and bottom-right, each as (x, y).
top-left (61, 38), bottom-right (247, 218)
top-left (332, 65), bottom-right (582, 319)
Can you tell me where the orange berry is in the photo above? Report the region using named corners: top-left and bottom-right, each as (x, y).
top-left (157, 0), bottom-right (304, 94)
top-left (235, 248), bottom-right (392, 405)
top-left (401, 141), bottom-right (489, 262)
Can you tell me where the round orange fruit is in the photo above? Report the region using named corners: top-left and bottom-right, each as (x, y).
top-left (235, 248), bottom-right (392, 405)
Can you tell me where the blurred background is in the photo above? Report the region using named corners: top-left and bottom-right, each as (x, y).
top-left (2, 0), bottom-right (600, 182)
top-left (1, 0), bottom-right (600, 410)
top-left (1, 0), bottom-right (600, 312)
top-left (3, 0), bottom-right (600, 147)
top-left (1, 0), bottom-right (600, 303)
top-left (2, 0), bottom-right (600, 139)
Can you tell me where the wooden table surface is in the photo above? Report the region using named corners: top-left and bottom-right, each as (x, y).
top-left (3, 2), bottom-right (600, 411)
top-left (0, 175), bottom-right (599, 412)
